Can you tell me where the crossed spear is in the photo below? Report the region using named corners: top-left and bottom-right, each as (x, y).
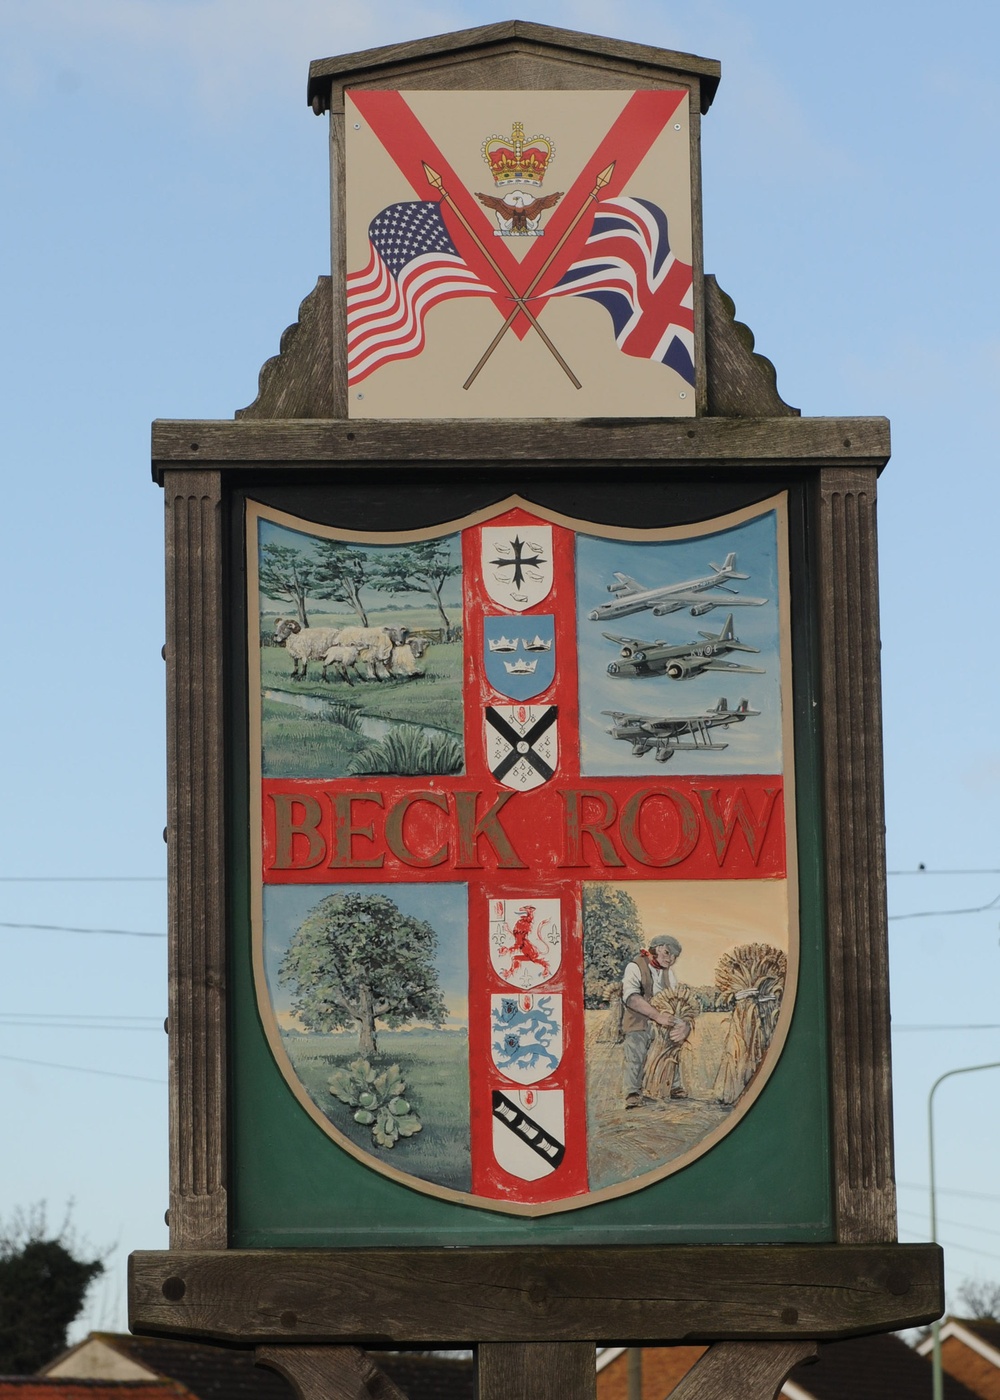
top-left (422, 160), bottom-right (616, 391)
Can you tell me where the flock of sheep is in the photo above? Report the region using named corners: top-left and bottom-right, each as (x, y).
top-left (272, 618), bottom-right (432, 685)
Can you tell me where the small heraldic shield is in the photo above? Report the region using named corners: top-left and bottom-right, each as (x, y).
top-left (492, 1088), bottom-right (566, 1181)
top-left (481, 525), bottom-right (553, 611)
top-left (483, 614), bottom-right (555, 700)
top-left (491, 993), bottom-right (564, 1086)
top-left (485, 704), bottom-right (558, 790)
top-left (489, 897), bottom-right (561, 988)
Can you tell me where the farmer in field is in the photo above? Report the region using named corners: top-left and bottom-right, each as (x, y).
top-left (621, 933), bottom-right (692, 1110)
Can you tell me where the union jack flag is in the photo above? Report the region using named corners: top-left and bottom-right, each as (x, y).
top-left (347, 201), bottom-right (496, 385)
top-left (543, 197), bottom-right (695, 385)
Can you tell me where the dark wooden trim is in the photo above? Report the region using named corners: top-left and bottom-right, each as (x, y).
top-left (307, 21), bottom-right (721, 114)
top-left (256, 1346), bottom-right (408, 1400)
top-left (817, 469), bottom-right (896, 1243)
top-left (328, 115), bottom-right (347, 419)
top-left (236, 280), bottom-right (334, 421)
top-left (477, 1342), bottom-right (596, 1400)
top-left (667, 1341), bottom-right (818, 1400)
top-left (152, 417), bottom-right (889, 479)
top-left (163, 471), bottom-right (228, 1249)
top-left (705, 276), bottom-right (798, 417)
top-left (129, 1243), bottom-right (941, 1345)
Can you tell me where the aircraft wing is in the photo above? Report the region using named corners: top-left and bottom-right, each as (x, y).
top-left (601, 631), bottom-right (650, 647)
top-left (668, 591), bottom-right (768, 607)
top-left (611, 572), bottom-right (644, 594)
top-left (700, 660), bottom-right (766, 674)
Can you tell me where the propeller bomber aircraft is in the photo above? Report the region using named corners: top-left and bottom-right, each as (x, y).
top-left (603, 697), bottom-right (760, 762)
top-left (603, 612), bottom-right (764, 680)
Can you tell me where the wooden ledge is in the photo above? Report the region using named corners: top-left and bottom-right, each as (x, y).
top-left (151, 416), bottom-right (890, 482)
top-left (129, 1242), bottom-right (940, 1347)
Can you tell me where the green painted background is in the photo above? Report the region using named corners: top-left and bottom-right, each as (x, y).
top-left (227, 477), bottom-right (833, 1247)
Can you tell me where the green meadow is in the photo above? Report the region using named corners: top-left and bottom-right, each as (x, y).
top-left (282, 1029), bottom-right (471, 1191)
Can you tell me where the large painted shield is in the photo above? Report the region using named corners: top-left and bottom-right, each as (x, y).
top-left (248, 494), bottom-right (797, 1218)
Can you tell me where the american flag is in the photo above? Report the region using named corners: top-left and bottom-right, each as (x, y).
top-left (347, 201), bottom-right (496, 385)
top-left (543, 197), bottom-right (695, 385)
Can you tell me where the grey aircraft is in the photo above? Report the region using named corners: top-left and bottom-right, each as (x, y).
top-left (602, 697), bottom-right (759, 762)
top-left (588, 552), bottom-right (767, 622)
top-left (603, 613), bottom-right (764, 680)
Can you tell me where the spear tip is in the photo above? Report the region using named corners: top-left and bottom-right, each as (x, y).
top-left (422, 161), bottom-right (444, 190)
top-left (595, 161), bottom-right (616, 189)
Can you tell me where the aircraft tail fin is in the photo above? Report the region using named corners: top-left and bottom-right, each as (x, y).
top-left (709, 551), bottom-right (750, 580)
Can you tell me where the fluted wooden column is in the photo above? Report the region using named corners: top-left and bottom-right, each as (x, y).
top-left (817, 467), bottom-right (895, 1243)
top-left (164, 469), bottom-right (228, 1249)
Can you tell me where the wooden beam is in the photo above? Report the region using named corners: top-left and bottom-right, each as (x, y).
top-left (151, 416), bottom-right (890, 479)
top-left (129, 1243), bottom-right (941, 1346)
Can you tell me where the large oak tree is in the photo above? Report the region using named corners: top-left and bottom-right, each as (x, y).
top-left (279, 892), bottom-right (448, 1057)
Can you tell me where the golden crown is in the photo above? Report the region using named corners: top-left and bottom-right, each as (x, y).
top-left (482, 121), bottom-right (555, 188)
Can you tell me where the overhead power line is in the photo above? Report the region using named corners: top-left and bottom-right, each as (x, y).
top-left (0, 921), bottom-right (165, 938)
top-left (0, 876), bottom-right (165, 882)
top-left (898, 1181), bottom-right (1000, 1204)
top-left (0, 1021), bottom-right (162, 1033)
top-left (899, 1207), bottom-right (1000, 1241)
top-left (0, 1052), bottom-right (165, 1085)
top-left (892, 1024), bottom-right (1000, 1032)
top-left (888, 869), bottom-right (1000, 876)
top-left (888, 893), bottom-right (1000, 921)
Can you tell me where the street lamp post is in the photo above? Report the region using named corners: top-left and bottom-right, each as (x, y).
top-left (928, 1060), bottom-right (1000, 1400)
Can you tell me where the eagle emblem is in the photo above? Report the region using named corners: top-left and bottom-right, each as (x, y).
top-left (474, 189), bottom-right (564, 237)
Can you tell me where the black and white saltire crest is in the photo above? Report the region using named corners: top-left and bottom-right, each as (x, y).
top-left (484, 704), bottom-right (558, 791)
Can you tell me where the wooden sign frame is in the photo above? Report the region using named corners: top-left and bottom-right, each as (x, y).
top-left (130, 22), bottom-right (942, 1400)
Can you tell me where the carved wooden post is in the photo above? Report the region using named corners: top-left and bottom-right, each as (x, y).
top-left (817, 466), bottom-right (896, 1243)
top-left (163, 469), bottom-right (227, 1250)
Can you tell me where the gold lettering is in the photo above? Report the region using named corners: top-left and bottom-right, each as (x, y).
top-left (619, 788), bottom-right (700, 867)
top-left (329, 791), bottom-right (385, 868)
top-left (384, 792), bottom-right (450, 867)
top-left (557, 789), bottom-right (625, 868)
top-left (452, 790), bottom-right (526, 869)
top-left (270, 793), bottom-right (326, 869)
top-left (697, 786), bottom-right (780, 865)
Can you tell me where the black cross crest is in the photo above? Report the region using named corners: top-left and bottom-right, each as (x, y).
top-left (485, 705), bottom-right (557, 785)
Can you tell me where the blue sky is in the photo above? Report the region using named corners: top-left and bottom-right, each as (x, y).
top-left (2, 0), bottom-right (1000, 1336)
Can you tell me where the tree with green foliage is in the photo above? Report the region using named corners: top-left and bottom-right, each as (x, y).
top-left (0, 1206), bottom-right (104, 1373)
top-left (258, 542), bottom-right (316, 628)
top-left (279, 892), bottom-right (448, 1057)
top-left (370, 539), bottom-right (460, 637)
top-left (582, 884), bottom-right (644, 1008)
top-left (310, 539), bottom-right (371, 625)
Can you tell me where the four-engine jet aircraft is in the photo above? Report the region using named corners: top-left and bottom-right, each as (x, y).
top-left (603, 613), bottom-right (765, 680)
top-left (602, 697), bottom-right (759, 762)
top-left (588, 553), bottom-right (767, 622)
